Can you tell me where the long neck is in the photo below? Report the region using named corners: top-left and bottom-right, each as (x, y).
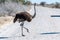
top-left (32, 4), bottom-right (36, 18)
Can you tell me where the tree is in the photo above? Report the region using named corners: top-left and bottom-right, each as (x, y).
top-left (23, 1), bottom-right (32, 5)
top-left (11, 0), bottom-right (28, 4)
top-left (0, 0), bottom-right (5, 3)
top-left (55, 2), bottom-right (60, 8)
top-left (40, 2), bottom-right (46, 6)
top-left (0, 0), bottom-right (30, 5)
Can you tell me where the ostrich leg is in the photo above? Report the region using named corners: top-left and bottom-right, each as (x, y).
top-left (23, 27), bottom-right (29, 33)
top-left (20, 21), bottom-right (25, 36)
top-left (20, 21), bottom-right (29, 36)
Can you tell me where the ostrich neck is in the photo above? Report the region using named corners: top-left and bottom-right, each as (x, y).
top-left (32, 4), bottom-right (36, 18)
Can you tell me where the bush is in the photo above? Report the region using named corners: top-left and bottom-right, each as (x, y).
top-left (55, 2), bottom-right (60, 8)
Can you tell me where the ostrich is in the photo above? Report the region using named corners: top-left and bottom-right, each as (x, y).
top-left (13, 4), bottom-right (36, 36)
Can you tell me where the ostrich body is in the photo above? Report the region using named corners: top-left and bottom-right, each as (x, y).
top-left (13, 4), bottom-right (36, 36)
top-left (13, 12), bottom-right (32, 23)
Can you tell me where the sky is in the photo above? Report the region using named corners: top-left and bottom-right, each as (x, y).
top-left (29, 0), bottom-right (60, 4)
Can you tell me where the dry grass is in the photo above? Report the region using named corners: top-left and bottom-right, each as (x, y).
top-left (0, 16), bottom-right (14, 28)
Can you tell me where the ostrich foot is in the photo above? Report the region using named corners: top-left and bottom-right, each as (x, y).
top-left (27, 29), bottom-right (29, 33)
top-left (22, 34), bottom-right (25, 36)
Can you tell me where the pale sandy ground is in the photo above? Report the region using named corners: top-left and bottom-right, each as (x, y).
top-left (0, 6), bottom-right (60, 40)
top-left (0, 16), bottom-right (14, 29)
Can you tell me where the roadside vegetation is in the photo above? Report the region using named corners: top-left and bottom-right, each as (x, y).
top-left (0, 0), bottom-right (32, 27)
top-left (40, 2), bottom-right (60, 8)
